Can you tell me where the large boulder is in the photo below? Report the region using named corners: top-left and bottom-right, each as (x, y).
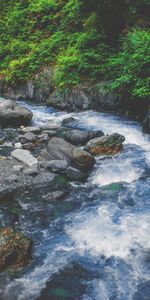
top-left (0, 98), bottom-right (33, 127)
top-left (0, 227), bottom-right (32, 271)
top-left (56, 128), bottom-right (104, 146)
top-left (85, 133), bottom-right (125, 155)
top-left (39, 137), bottom-right (95, 172)
top-left (143, 113), bottom-right (150, 134)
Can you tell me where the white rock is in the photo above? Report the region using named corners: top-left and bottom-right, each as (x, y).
top-left (11, 149), bottom-right (38, 166)
top-left (13, 165), bottom-right (23, 172)
top-left (15, 142), bottom-right (22, 149)
top-left (20, 126), bottom-right (40, 134)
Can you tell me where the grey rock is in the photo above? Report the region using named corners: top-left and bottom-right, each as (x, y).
top-left (19, 126), bottom-right (41, 134)
top-left (61, 117), bottom-right (76, 126)
top-left (6, 175), bottom-right (18, 182)
top-left (22, 143), bottom-right (35, 150)
top-left (1, 142), bottom-right (13, 148)
top-left (32, 172), bottom-right (56, 186)
top-left (0, 97), bottom-right (33, 127)
top-left (15, 142), bottom-right (22, 149)
top-left (40, 124), bottom-right (60, 131)
top-left (11, 149), bottom-right (38, 166)
top-left (39, 137), bottom-right (95, 172)
top-left (13, 165), bottom-right (23, 172)
top-left (46, 88), bottom-right (91, 111)
top-left (23, 164), bottom-right (38, 176)
top-left (85, 133), bottom-right (125, 156)
top-left (38, 133), bottom-right (49, 143)
top-left (57, 128), bottom-right (104, 146)
top-left (43, 190), bottom-right (67, 201)
top-left (41, 130), bottom-right (57, 137)
top-left (20, 132), bottom-right (37, 144)
top-left (45, 159), bottom-right (68, 173)
top-left (66, 166), bottom-right (87, 181)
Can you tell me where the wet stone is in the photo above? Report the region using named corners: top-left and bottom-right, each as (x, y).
top-left (0, 227), bottom-right (32, 271)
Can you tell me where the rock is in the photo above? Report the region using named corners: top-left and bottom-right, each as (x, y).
top-left (61, 117), bottom-right (76, 126)
top-left (6, 175), bottom-right (18, 182)
top-left (13, 165), bottom-right (23, 172)
top-left (46, 88), bottom-right (92, 111)
top-left (32, 172), bottom-right (56, 187)
top-left (0, 156), bottom-right (7, 161)
top-left (85, 133), bottom-right (125, 155)
top-left (40, 124), bottom-right (60, 131)
top-left (0, 97), bottom-right (33, 127)
top-left (38, 133), bottom-right (49, 143)
top-left (1, 68), bottom-right (53, 103)
top-left (45, 159), bottom-right (68, 173)
top-left (19, 126), bottom-right (41, 134)
top-left (143, 113), bottom-right (150, 134)
top-left (66, 166), bottom-right (87, 181)
top-left (22, 143), bottom-right (35, 150)
top-left (1, 142), bottom-right (13, 148)
top-left (46, 83), bottom-right (121, 112)
top-left (41, 130), bottom-right (57, 137)
top-left (11, 149), bottom-right (38, 166)
top-left (0, 227), bottom-right (32, 271)
top-left (15, 142), bottom-right (22, 149)
top-left (39, 137), bottom-right (95, 172)
top-left (23, 164), bottom-right (38, 176)
top-left (93, 82), bottom-right (121, 111)
top-left (20, 132), bottom-right (37, 144)
top-left (57, 128), bottom-right (104, 146)
top-left (43, 190), bottom-right (67, 201)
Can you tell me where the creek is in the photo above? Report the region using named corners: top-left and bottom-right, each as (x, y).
top-left (0, 102), bottom-right (150, 300)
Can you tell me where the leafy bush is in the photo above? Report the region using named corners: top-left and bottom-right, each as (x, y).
top-left (108, 29), bottom-right (150, 99)
top-left (0, 0), bottom-right (149, 103)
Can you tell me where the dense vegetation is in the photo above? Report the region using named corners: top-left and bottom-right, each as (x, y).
top-left (0, 0), bottom-right (150, 100)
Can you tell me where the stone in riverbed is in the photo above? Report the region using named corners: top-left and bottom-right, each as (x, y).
top-left (40, 124), bottom-right (60, 131)
top-left (0, 227), bottom-right (32, 271)
top-left (20, 132), bottom-right (37, 144)
top-left (0, 97), bottom-right (33, 127)
top-left (38, 133), bottom-right (49, 143)
top-left (61, 117), bottom-right (77, 126)
top-left (41, 130), bottom-right (57, 137)
top-left (85, 133), bottom-right (125, 155)
top-left (19, 126), bottom-right (41, 134)
top-left (66, 166), bottom-right (87, 181)
top-left (23, 164), bottom-right (38, 176)
top-left (11, 149), bottom-right (38, 166)
top-left (22, 142), bottom-right (35, 150)
top-left (43, 190), bottom-right (67, 201)
top-left (39, 137), bottom-right (95, 172)
top-left (44, 159), bottom-right (68, 173)
top-left (56, 128), bottom-right (104, 146)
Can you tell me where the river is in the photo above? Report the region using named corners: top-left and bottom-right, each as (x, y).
top-left (0, 102), bottom-right (150, 300)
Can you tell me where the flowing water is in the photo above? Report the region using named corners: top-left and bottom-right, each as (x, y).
top-left (0, 103), bottom-right (150, 300)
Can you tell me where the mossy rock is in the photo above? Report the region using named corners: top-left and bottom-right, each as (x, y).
top-left (0, 227), bottom-right (32, 272)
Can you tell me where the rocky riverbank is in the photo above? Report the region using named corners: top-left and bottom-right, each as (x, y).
top-left (0, 97), bottom-right (126, 272)
top-left (1, 74), bottom-right (149, 133)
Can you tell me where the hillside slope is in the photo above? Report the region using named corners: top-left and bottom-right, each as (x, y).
top-left (0, 0), bottom-right (150, 102)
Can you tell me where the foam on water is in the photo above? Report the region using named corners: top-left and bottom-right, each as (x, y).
top-left (66, 204), bottom-right (150, 259)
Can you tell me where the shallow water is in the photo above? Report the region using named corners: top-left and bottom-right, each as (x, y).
top-left (0, 103), bottom-right (150, 300)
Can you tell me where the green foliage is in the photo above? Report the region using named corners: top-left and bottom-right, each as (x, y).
top-left (108, 29), bottom-right (150, 99)
top-left (0, 0), bottom-right (149, 101)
